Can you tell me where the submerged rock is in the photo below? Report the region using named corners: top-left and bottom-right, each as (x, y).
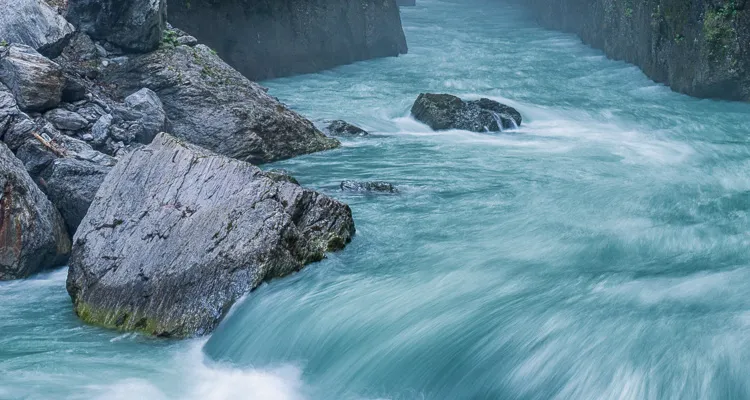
top-left (326, 120), bottom-right (369, 137)
top-left (0, 142), bottom-right (70, 280)
top-left (0, 0), bottom-right (75, 57)
top-left (0, 44), bottom-right (64, 112)
top-left (341, 180), bottom-right (399, 194)
top-left (411, 93), bottom-right (522, 132)
top-left (65, 0), bottom-right (167, 53)
top-left (102, 43), bottom-right (339, 164)
top-left (67, 133), bottom-right (355, 337)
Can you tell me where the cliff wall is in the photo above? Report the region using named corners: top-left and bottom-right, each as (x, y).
top-left (524, 0), bottom-right (750, 101)
top-left (169, 0), bottom-right (408, 80)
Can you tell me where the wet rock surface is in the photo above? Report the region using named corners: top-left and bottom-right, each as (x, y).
top-left (67, 133), bottom-right (355, 337)
top-left (341, 180), bottom-right (399, 194)
top-left (411, 93), bottom-right (522, 132)
top-left (326, 120), bottom-right (370, 137)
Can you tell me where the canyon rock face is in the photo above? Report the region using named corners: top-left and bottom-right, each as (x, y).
top-left (0, 141), bottom-right (70, 280)
top-left (168, 0), bottom-right (409, 80)
top-left (65, 0), bottom-right (167, 52)
top-left (523, 0), bottom-right (750, 101)
top-left (67, 133), bottom-right (355, 337)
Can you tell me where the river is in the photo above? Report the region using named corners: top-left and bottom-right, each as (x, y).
top-left (3, 0), bottom-right (750, 398)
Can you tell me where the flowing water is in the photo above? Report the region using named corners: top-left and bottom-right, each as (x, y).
top-left (4, 0), bottom-right (750, 398)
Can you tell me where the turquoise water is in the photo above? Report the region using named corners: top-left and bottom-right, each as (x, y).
top-left (4, 0), bottom-right (750, 398)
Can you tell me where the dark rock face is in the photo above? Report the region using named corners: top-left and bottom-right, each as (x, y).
top-left (67, 133), bottom-right (355, 337)
top-left (411, 93), bottom-right (522, 132)
top-left (523, 0), bottom-right (750, 101)
top-left (0, 142), bottom-right (70, 280)
top-left (0, 0), bottom-right (74, 57)
top-left (326, 120), bottom-right (370, 137)
top-left (65, 0), bottom-right (167, 53)
top-left (101, 42), bottom-right (339, 164)
top-left (169, 0), bottom-right (408, 80)
top-left (39, 157), bottom-right (112, 235)
top-left (0, 44), bottom-right (64, 112)
top-left (341, 180), bottom-right (398, 194)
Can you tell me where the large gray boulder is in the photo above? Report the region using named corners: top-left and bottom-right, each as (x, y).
top-left (65, 0), bottom-right (167, 53)
top-left (411, 94), bottom-right (522, 133)
top-left (102, 43), bottom-right (339, 164)
top-left (0, 0), bottom-right (75, 57)
top-left (0, 141), bottom-right (70, 280)
top-left (0, 44), bottom-right (64, 112)
top-left (67, 133), bottom-right (355, 337)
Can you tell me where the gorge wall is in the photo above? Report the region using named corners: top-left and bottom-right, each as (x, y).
top-left (168, 0), bottom-right (408, 81)
top-left (523, 0), bottom-right (750, 101)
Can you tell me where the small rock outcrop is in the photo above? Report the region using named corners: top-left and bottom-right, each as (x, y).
top-left (0, 142), bottom-right (70, 280)
top-left (101, 42), bottom-right (339, 163)
top-left (168, 0), bottom-right (408, 80)
top-left (326, 120), bottom-right (370, 137)
top-left (411, 93), bottom-right (522, 132)
top-left (0, 0), bottom-right (75, 57)
top-left (67, 133), bottom-right (355, 337)
top-left (0, 44), bottom-right (64, 112)
top-left (341, 180), bottom-right (399, 194)
top-left (65, 0), bottom-right (167, 53)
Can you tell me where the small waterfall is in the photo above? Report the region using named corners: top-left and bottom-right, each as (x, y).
top-left (490, 111), bottom-right (505, 132)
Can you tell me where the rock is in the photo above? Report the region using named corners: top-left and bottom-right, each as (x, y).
top-left (411, 93), bottom-right (522, 132)
top-left (265, 169), bottom-right (300, 185)
top-left (61, 78), bottom-right (87, 103)
top-left (0, 141), bottom-right (70, 280)
top-left (90, 114), bottom-right (112, 145)
top-left (326, 120), bottom-right (369, 137)
top-left (0, 0), bottom-right (75, 57)
top-left (60, 33), bottom-right (99, 62)
top-left (102, 44), bottom-right (339, 164)
top-left (65, 0), bottom-right (167, 53)
top-left (117, 88), bottom-right (167, 145)
top-left (44, 108), bottom-right (89, 131)
top-left (67, 133), bottom-right (355, 337)
top-left (0, 44), bottom-right (64, 112)
top-left (176, 35), bottom-right (198, 47)
top-left (38, 157), bottom-right (112, 234)
top-left (5, 110), bottom-right (116, 234)
top-left (340, 180), bottom-right (398, 194)
top-left (168, 0), bottom-right (408, 80)
top-left (0, 83), bottom-right (22, 138)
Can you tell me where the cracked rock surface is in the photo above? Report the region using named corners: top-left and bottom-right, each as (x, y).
top-left (67, 133), bottom-right (355, 337)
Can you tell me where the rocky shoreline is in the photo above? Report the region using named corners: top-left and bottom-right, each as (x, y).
top-left (0, 0), bottom-right (364, 337)
top-left (0, 0), bottom-right (521, 338)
